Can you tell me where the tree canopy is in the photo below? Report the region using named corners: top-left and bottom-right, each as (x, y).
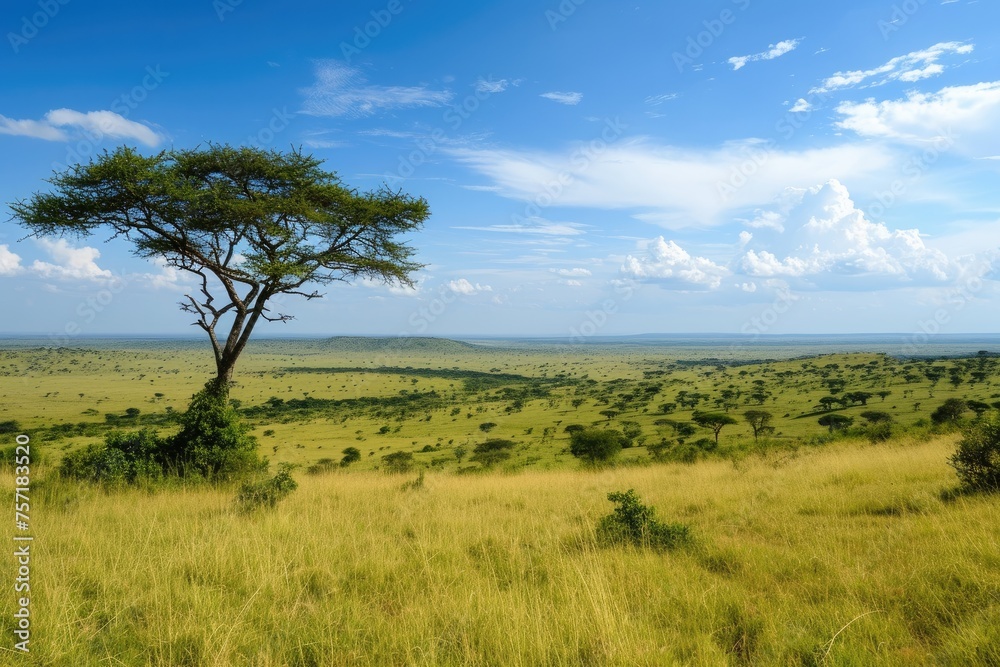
top-left (692, 411), bottom-right (737, 444)
top-left (11, 144), bottom-right (429, 394)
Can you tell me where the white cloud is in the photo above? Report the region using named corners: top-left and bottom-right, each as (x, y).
top-left (728, 39), bottom-right (801, 71)
top-left (737, 180), bottom-right (951, 287)
top-left (811, 41), bottom-right (973, 93)
top-left (621, 237), bottom-right (728, 289)
top-left (31, 239), bottom-right (113, 281)
top-left (738, 282), bottom-right (758, 293)
top-left (475, 78), bottom-right (509, 94)
top-left (0, 109), bottom-right (162, 146)
top-left (835, 81), bottom-right (1000, 152)
top-left (0, 245), bottom-right (23, 276)
top-left (645, 93), bottom-right (678, 106)
top-left (447, 278), bottom-right (492, 295)
top-left (300, 61), bottom-right (452, 118)
top-left (789, 98), bottom-right (813, 113)
top-left (448, 138), bottom-right (894, 227)
top-left (738, 231), bottom-right (753, 248)
top-left (540, 91), bottom-right (583, 105)
top-left (553, 267), bottom-right (592, 277)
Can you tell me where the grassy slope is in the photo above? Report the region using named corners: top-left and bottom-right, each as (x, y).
top-left (7, 435), bottom-right (998, 665)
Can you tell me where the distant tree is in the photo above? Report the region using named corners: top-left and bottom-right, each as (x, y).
top-left (620, 421), bottom-right (643, 448)
top-left (877, 390), bottom-right (892, 402)
top-left (818, 396), bottom-right (843, 411)
top-left (0, 420), bottom-right (21, 435)
top-left (742, 410), bottom-right (774, 443)
top-left (599, 409), bottom-right (619, 421)
top-left (340, 446), bottom-right (361, 467)
top-left (658, 403), bottom-right (677, 414)
top-left (381, 451), bottom-right (414, 474)
top-left (692, 411), bottom-right (737, 445)
top-left (470, 439), bottom-right (515, 468)
top-left (931, 398), bottom-right (967, 425)
top-left (125, 407), bottom-right (141, 419)
top-left (478, 422), bottom-right (497, 433)
top-left (966, 400), bottom-right (992, 419)
top-left (571, 398), bottom-right (586, 409)
top-left (563, 423), bottom-right (586, 434)
top-left (569, 428), bottom-right (623, 465)
top-left (818, 414), bottom-right (854, 433)
top-left (453, 446), bottom-right (467, 464)
top-left (843, 391), bottom-right (873, 406)
top-left (860, 410), bottom-right (892, 424)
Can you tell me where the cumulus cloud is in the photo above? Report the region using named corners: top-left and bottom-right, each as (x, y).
top-left (31, 239), bottom-right (113, 281)
top-left (0, 245), bottom-right (23, 276)
top-left (621, 237), bottom-right (728, 289)
top-left (789, 98), bottom-right (813, 113)
top-left (835, 81), bottom-right (1000, 152)
top-left (728, 39), bottom-right (801, 71)
top-left (737, 180), bottom-right (951, 288)
top-left (540, 91), bottom-right (582, 105)
top-left (300, 61), bottom-right (452, 117)
top-left (811, 41), bottom-right (973, 93)
top-left (0, 109), bottom-right (163, 146)
top-left (447, 278), bottom-right (492, 295)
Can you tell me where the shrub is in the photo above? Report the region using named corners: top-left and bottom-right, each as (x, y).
top-left (59, 429), bottom-right (165, 485)
top-left (569, 428), bottom-right (623, 466)
top-left (478, 422), bottom-right (497, 433)
top-left (234, 463), bottom-right (298, 513)
top-left (0, 420), bottom-right (21, 435)
top-left (597, 489), bottom-right (689, 550)
top-left (931, 398), bottom-right (967, 425)
top-left (381, 451), bottom-right (414, 474)
top-left (306, 458), bottom-right (337, 475)
top-left (340, 446), bottom-right (361, 467)
top-left (950, 415), bottom-right (1000, 492)
top-left (470, 438), bottom-right (515, 468)
top-left (162, 385), bottom-right (264, 480)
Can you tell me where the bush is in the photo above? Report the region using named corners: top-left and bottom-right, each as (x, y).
top-left (950, 415), bottom-right (1000, 492)
top-left (59, 429), bottom-right (165, 485)
top-left (163, 385), bottom-right (264, 479)
top-left (470, 438), bottom-right (515, 468)
top-left (306, 458), bottom-right (338, 475)
top-left (569, 428), bottom-right (623, 466)
top-left (597, 489), bottom-right (689, 550)
top-left (340, 446), bottom-right (361, 467)
top-left (234, 463), bottom-right (298, 513)
top-left (381, 451), bottom-right (414, 474)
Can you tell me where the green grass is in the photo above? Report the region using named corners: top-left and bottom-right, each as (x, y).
top-left (5, 435), bottom-right (999, 665)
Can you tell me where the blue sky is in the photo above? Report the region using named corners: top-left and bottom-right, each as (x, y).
top-left (1, 0), bottom-right (999, 340)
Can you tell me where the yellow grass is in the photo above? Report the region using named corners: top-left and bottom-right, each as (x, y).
top-left (8, 434), bottom-right (1000, 665)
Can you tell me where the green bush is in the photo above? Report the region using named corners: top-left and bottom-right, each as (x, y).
top-left (163, 385), bottom-right (264, 479)
top-left (597, 489), bottom-right (690, 551)
top-left (569, 428), bottom-right (623, 466)
top-left (381, 450), bottom-right (414, 474)
top-left (234, 463), bottom-right (298, 513)
top-left (59, 429), bottom-right (165, 485)
top-left (950, 415), bottom-right (1000, 492)
top-left (470, 438), bottom-right (515, 468)
top-left (340, 446), bottom-right (361, 467)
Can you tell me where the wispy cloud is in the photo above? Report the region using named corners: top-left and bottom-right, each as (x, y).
top-left (728, 38), bottom-right (801, 71)
top-left (645, 93), bottom-right (678, 106)
top-left (540, 91), bottom-right (583, 105)
top-left (300, 60), bottom-right (452, 118)
top-left (453, 220), bottom-right (587, 236)
top-left (811, 41), bottom-right (973, 93)
top-left (475, 77), bottom-right (511, 94)
top-left (0, 109), bottom-right (162, 146)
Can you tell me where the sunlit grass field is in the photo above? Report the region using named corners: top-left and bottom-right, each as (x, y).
top-left (1, 337), bottom-right (999, 664)
top-left (5, 435), bottom-right (999, 665)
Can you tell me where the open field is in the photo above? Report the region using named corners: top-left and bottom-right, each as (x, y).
top-left (4, 435), bottom-right (1000, 665)
top-left (2, 336), bottom-right (999, 664)
top-left (2, 336), bottom-right (999, 472)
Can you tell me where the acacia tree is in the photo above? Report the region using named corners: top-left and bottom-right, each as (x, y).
top-left (742, 410), bottom-right (774, 443)
top-left (11, 145), bottom-right (429, 398)
top-left (692, 411), bottom-right (737, 445)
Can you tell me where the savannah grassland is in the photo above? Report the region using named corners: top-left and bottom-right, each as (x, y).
top-left (2, 337), bottom-right (1000, 665)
